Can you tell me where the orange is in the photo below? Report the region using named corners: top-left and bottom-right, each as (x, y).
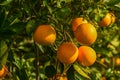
top-left (77, 46), bottom-right (96, 66)
top-left (98, 13), bottom-right (115, 27)
top-left (49, 74), bottom-right (68, 80)
top-left (100, 58), bottom-right (105, 64)
top-left (101, 76), bottom-right (106, 80)
top-left (0, 66), bottom-right (6, 78)
top-left (60, 77), bottom-right (68, 80)
top-left (115, 58), bottom-right (120, 66)
top-left (98, 13), bottom-right (111, 27)
top-left (56, 74), bottom-right (68, 80)
top-left (57, 42), bottom-right (78, 64)
top-left (49, 76), bottom-right (67, 80)
top-left (71, 17), bottom-right (88, 31)
top-left (74, 23), bottom-right (97, 45)
top-left (59, 76), bottom-right (68, 80)
top-left (33, 25), bottom-right (56, 45)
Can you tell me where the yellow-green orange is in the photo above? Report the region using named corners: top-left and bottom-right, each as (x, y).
top-left (33, 25), bottom-right (56, 45)
top-left (78, 46), bottom-right (96, 66)
top-left (57, 42), bottom-right (78, 64)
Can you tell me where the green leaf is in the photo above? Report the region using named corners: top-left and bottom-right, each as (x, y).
top-left (16, 68), bottom-right (29, 80)
top-left (55, 7), bottom-right (70, 21)
top-left (9, 22), bottom-right (26, 34)
top-left (9, 18), bottom-right (20, 26)
top-left (13, 54), bottom-right (23, 69)
top-left (93, 47), bottom-right (110, 55)
top-left (0, 10), bottom-right (5, 28)
top-left (26, 19), bottom-right (35, 35)
top-left (0, 40), bottom-right (8, 65)
top-left (0, 52), bottom-right (8, 65)
top-left (110, 35), bottom-right (119, 47)
top-left (23, 4), bottom-right (31, 15)
top-left (75, 71), bottom-right (88, 80)
top-left (39, 54), bottom-right (51, 63)
top-left (115, 3), bottom-right (120, 8)
top-left (0, 29), bottom-right (15, 39)
top-left (24, 53), bottom-right (35, 60)
top-left (73, 64), bottom-right (91, 79)
top-left (0, 0), bottom-right (13, 6)
top-left (0, 65), bottom-right (2, 70)
top-left (43, 0), bottom-right (53, 14)
top-left (66, 65), bottom-right (75, 80)
top-left (107, 0), bottom-right (120, 6)
top-left (0, 40), bottom-right (8, 58)
top-left (45, 65), bottom-right (56, 78)
top-left (64, 0), bottom-right (73, 3)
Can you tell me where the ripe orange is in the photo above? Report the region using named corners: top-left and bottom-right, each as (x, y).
top-left (56, 74), bottom-right (68, 80)
top-left (74, 23), bottom-right (97, 45)
top-left (98, 13), bottom-right (111, 27)
top-left (115, 58), bottom-right (120, 66)
top-left (98, 13), bottom-right (115, 27)
top-left (59, 76), bottom-right (68, 80)
top-left (100, 58), bottom-right (105, 64)
top-left (57, 42), bottom-right (78, 64)
top-left (33, 25), bottom-right (56, 45)
top-left (0, 66), bottom-right (6, 78)
top-left (71, 17), bottom-right (88, 31)
top-left (49, 74), bottom-right (68, 80)
top-left (101, 76), bottom-right (106, 80)
top-left (77, 46), bottom-right (96, 66)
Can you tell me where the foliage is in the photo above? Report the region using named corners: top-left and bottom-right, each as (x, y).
top-left (0, 0), bottom-right (120, 80)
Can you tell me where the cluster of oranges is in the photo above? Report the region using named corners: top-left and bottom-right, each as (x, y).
top-left (56, 17), bottom-right (97, 66)
top-left (32, 12), bottom-right (116, 80)
top-left (70, 17), bottom-right (97, 66)
top-left (33, 12), bottom-right (115, 67)
top-left (33, 24), bottom-right (96, 67)
top-left (33, 20), bottom-right (96, 67)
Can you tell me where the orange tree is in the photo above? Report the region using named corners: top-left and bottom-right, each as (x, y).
top-left (0, 0), bottom-right (120, 80)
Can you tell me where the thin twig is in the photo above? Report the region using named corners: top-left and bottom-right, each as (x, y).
top-left (96, 60), bottom-right (108, 68)
top-left (34, 42), bottom-right (40, 80)
top-left (54, 59), bottom-right (59, 80)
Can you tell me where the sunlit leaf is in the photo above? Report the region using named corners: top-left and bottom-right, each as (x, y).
top-left (0, 52), bottom-right (8, 65)
top-left (73, 64), bottom-right (91, 79)
top-left (0, 40), bottom-right (8, 65)
top-left (115, 3), bottom-right (120, 8)
top-left (43, 1), bottom-right (53, 14)
top-left (0, 40), bottom-right (8, 58)
top-left (0, 0), bottom-right (12, 6)
top-left (107, 0), bottom-right (120, 6)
